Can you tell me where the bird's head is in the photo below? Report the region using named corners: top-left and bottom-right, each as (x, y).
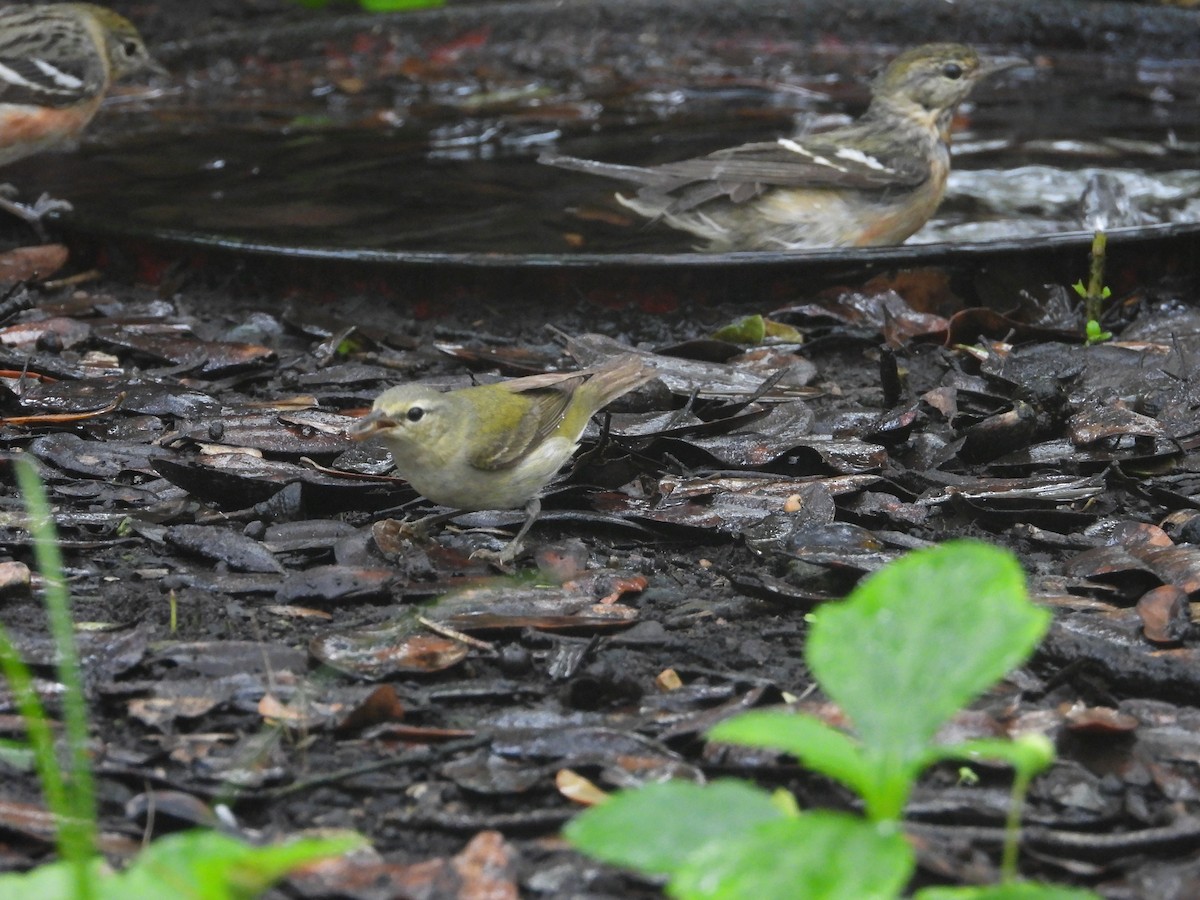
top-left (350, 384), bottom-right (461, 456)
top-left (86, 7), bottom-right (166, 79)
top-left (873, 43), bottom-right (1026, 117)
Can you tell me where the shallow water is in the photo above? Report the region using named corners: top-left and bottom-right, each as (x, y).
top-left (10, 44), bottom-right (1200, 257)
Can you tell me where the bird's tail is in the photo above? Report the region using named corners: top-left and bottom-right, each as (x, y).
top-left (538, 153), bottom-right (660, 187)
top-left (575, 353), bottom-right (659, 414)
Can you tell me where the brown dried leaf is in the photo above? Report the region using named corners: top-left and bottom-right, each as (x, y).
top-left (165, 524), bottom-right (284, 574)
top-left (276, 565), bottom-right (394, 603)
top-left (293, 830), bottom-right (517, 900)
top-left (0, 243), bottom-right (68, 283)
top-left (1063, 702), bottom-right (1141, 733)
top-left (129, 695), bottom-right (222, 729)
top-left (311, 628), bottom-right (469, 679)
top-left (0, 315), bottom-right (90, 349)
top-left (1136, 584), bottom-right (1192, 645)
top-left (335, 684), bottom-right (406, 733)
top-left (556, 768), bottom-right (610, 807)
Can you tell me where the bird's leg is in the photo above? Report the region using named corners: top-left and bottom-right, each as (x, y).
top-left (403, 508), bottom-right (461, 541)
top-left (504, 497), bottom-right (542, 561)
top-left (0, 185), bottom-right (72, 240)
top-left (472, 498), bottom-right (542, 569)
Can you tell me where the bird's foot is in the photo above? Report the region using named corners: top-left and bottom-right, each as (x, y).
top-left (469, 539), bottom-right (524, 573)
top-left (0, 187), bottom-right (73, 240)
top-left (467, 499), bottom-right (540, 571)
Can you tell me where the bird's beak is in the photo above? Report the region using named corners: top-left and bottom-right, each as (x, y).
top-left (978, 54), bottom-right (1030, 78)
top-left (347, 409), bottom-right (394, 440)
top-left (143, 56), bottom-right (170, 79)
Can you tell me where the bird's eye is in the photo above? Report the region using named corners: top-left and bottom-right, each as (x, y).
top-left (941, 62), bottom-right (964, 80)
top-left (406, 406), bottom-right (425, 422)
top-left (122, 39), bottom-right (141, 57)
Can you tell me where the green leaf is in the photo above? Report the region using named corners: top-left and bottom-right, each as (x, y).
top-left (0, 737), bottom-right (36, 772)
top-left (712, 314), bottom-right (767, 344)
top-left (709, 711), bottom-right (872, 798)
top-left (1084, 320), bottom-right (1111, 345)
top-left (0, 833), bottom-right (360, 900)
top-left (768, 787), bottom-right (801, 817)
top-left (807, 541), bottom-right (1049, 819)
top-left (763, 319), bottom-right (805, 343)
top-left (670, 812), bottom-right (913, 900)
top-left (0, 858), bottom-right (109, 894)
top-left (115, 830), bottom-right (363, 900)
top-left (916, 883), bottom-right (1100, 899)
top-left (564, 780), bottom-right (784, 877)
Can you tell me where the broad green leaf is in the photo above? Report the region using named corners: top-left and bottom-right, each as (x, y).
top-left (116, 830), bottom-right (363, 900)
top-left (564, 779), bottom-right (784, 876)
top-left (710, 711), bottom-right (872, 797)
top-left (0, 832), bottom-right (361, 899)
top-left (807, 541), bottom-right (1049, 819)
top-left (0, 858), bottom-right (109, 894)
top-left (917, 883), bottom-right (1100, 899)
top-left (670, 812), bottom-right (912, 900)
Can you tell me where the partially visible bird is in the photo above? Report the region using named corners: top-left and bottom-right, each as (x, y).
top-left (0, 3), bottom-right (165, 227)
top-left (541, 43), bottom-right (1027, 251)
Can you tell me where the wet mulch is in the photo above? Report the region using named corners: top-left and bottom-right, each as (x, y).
top-left (1, 244), bottom-right (1200, 898)
top-left (2, 4), bottom-right (1200, 900)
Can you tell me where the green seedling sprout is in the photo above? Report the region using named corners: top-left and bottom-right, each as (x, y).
top-left (566, 541), bottom-right (1098, 900)
top-left (3, 457), bottom-right (97, 897)
top-left (1072, 230), bottom-right (1112, 344)
top-left (0, 458), bottom-right (362, 898)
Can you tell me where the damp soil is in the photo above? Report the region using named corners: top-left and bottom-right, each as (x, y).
top-left (2, 3), bottom-right (1200, 899)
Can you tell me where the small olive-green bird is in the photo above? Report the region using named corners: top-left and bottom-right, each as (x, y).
top-left (350, 354), bottom-right (657, 560)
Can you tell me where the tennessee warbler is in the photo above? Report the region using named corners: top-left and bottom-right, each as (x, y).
top-left (350, 354), bottom-right (657, 561)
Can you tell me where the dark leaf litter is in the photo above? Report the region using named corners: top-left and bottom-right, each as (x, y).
top-left (2, 259), bottom-right (1200, 898)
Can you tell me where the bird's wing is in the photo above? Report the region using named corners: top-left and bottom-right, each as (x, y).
top-left (675, 141), bottom-right (923, 186)
top-left (469, 380), bottom-right (580, 471)
top-left (0, 20), bottom-right (105, 108)
top-left (639, 137), bottom-right (931, 212)
top-left (0, 58), bottom-right (99, 108)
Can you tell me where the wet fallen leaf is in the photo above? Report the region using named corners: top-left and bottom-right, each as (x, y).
top-left (0, 243), bottom-right (68, 283)
top-left (292, 830), bottom-right (517, 900)
top-left (0, 561), bottom-right (30, 596)
top-left (335, 684), bottom-right (406, 733)
top-left (656, 668), bottom-right (683, 691)
top-left (165, 524), bottom-right (284, 574)
top-left (311, 626), bottom-right (469, 679)
top-left (276, 566), bottom-right (394, 603)
top-left (556, 768), bottom-right (610, 807)
top-left (1136, 584), bottom-right (1192, 645)
top-left (1062, 702), bottom-right (1140, 733)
